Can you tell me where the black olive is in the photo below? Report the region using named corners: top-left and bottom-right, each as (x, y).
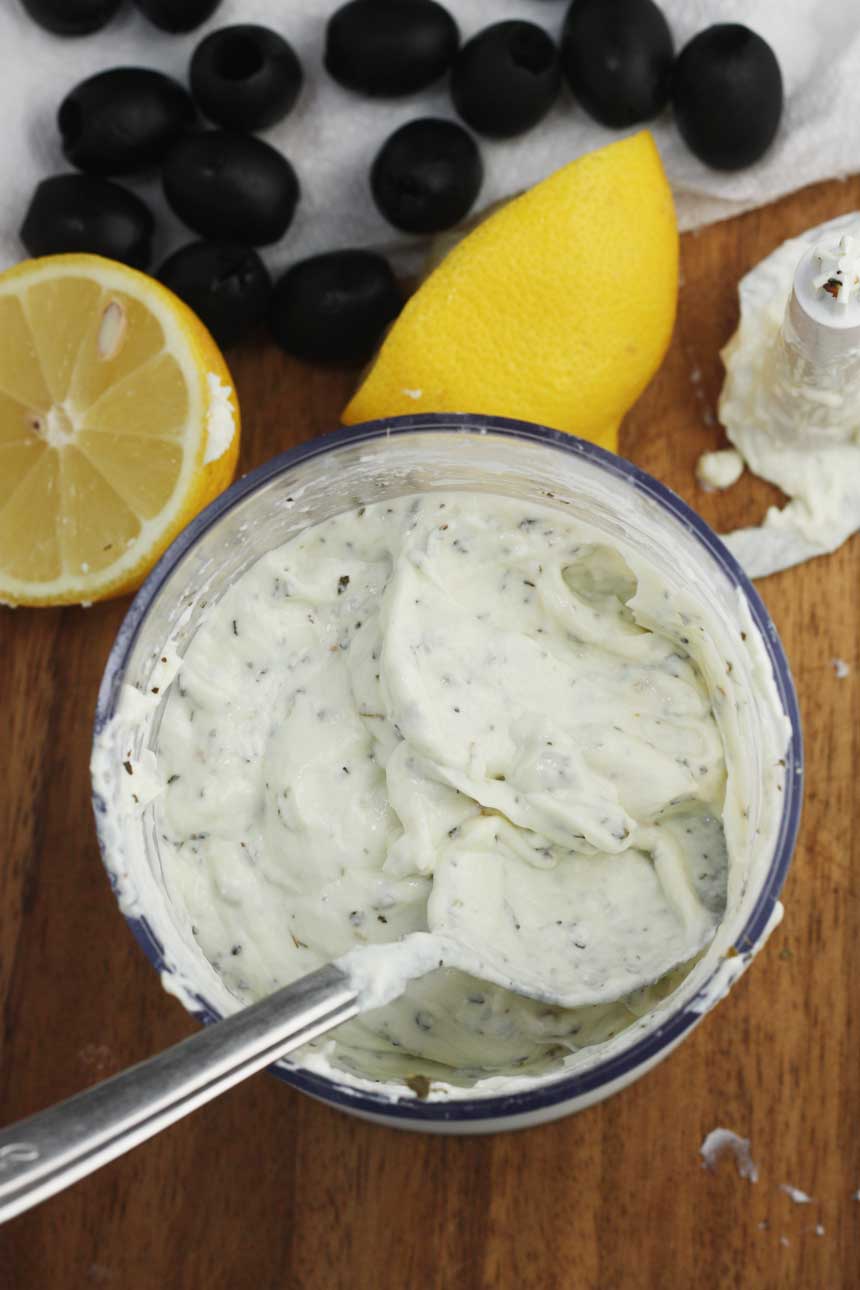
top-left (132, 0), bottom-right (222, 33)
top-left (371, 118), bottom-right (482, 234)
top-left (21, 0), bottom-right (121, 35)
top-left (560, 0), bottom-right (674, 128)
top-left (190, 25), bottom-right (303, 132)
top-left (325, 0), bottom-right (459, 97)
top-left (163, 132), bottom-right (299, 246)
top-left (59, 69), bottom-right (195, 177)
top-left (451, 21), bottom-right (561, 140)
top-left (20, 174), bottom-right (154, 268)
top-left (269, 250), bottom-right (402, 363)
top-left (672, 25), bottom-right (782, 171)
top-left (158, 241), bottom-right (271, 348)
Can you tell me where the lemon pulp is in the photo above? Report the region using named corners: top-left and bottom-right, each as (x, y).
top-left (0, 254), bottom-right (239, 606)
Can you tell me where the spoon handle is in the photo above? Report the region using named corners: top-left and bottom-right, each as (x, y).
top-left (0, 963), bottom-right (357, 1224)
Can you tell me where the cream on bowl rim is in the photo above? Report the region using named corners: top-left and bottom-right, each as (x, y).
top-left (91, 415), bottom-right (803, 1132)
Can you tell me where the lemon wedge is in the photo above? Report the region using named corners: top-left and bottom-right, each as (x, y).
top-left (343, 131), bottom-right (678, 452)
top-left (0, 253), bottom-right (240, 607)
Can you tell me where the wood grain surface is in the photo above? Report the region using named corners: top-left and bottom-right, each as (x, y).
top-left (2, 175), bottom-right (860, 1290)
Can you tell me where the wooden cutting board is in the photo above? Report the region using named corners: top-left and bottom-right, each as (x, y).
top-left (2, 173), bottom-right (859, 1290)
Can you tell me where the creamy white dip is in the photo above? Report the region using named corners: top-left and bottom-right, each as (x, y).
top-left (697, 449), bottom-right (744, 493)
top-left (121, 491), bottom-right (784, 1089)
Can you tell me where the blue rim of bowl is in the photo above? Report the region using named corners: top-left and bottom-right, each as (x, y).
top-left (93, 413), bottom-right (803, 1124)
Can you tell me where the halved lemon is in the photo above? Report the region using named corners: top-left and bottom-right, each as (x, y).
top-left (0, 254), bottom-right (240, 606)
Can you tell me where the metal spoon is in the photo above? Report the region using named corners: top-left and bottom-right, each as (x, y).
top-left (0, 932), bottom-right (468, 1222)
top-left (0, 838), bottom-right (718, 1226)
top-left (0, 963), bottom-right (357, 1224)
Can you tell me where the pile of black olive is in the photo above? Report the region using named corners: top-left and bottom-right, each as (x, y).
top-left (19, 0), bottom-right (784, 361)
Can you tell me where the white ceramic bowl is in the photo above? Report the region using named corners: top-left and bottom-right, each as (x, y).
top-left (92, 415), bottom-right (802, 1133)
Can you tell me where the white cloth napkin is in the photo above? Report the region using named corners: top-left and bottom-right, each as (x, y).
top-left (1, 0), bottom-right (858, 275)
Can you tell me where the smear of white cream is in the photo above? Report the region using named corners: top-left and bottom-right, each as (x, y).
top-left (696, 448), bottom-right (744, 492)
top-left (700, 1128), bottom-right (759, 1182)
top-left (336, 935), bottom-right (447, 1012)
top-left (779, 1183), bottom-right (813, 1204)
